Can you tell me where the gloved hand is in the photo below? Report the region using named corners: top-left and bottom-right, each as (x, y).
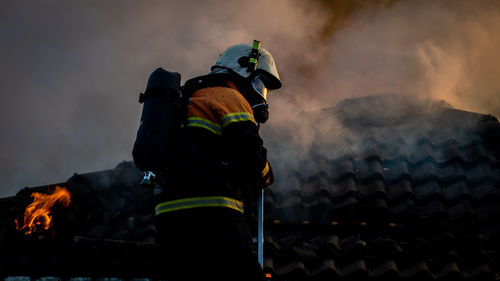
top-left (260, 160), bottom-right (274, 188)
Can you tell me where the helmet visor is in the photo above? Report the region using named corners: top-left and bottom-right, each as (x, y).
top-left (251, 75), bottom-right (268, 102)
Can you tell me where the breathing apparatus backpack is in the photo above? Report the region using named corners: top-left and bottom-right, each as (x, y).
top-left (132, 68), bottom-right (233, 187)
top-left (132, 68), bottom-right (186, 184)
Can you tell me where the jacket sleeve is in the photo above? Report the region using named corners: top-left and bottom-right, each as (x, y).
top-left (222, 121), bottom-right (274, 189)
top-left (210, 88), bottom-right (274, 190)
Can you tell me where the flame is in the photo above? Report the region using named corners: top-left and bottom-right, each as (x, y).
top-left (15, 186), bottom-right (71, 235)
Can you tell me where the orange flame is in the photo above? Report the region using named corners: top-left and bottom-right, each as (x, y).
top-left (15, 186), bottom-right (71, 235)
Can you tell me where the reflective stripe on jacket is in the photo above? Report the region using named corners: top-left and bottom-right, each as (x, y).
top-left (155, 196), bottom-right (244, 215)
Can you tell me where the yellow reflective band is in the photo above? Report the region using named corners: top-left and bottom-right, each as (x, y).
top-left (187, 117), bottom-right (222, 135)
top-left (221, 112), bottom-right (256, 127)
top-left (249, 57), bottom-right (258, 64)
top-left (155, 196), bottom-right (244, 215)
top-left (261, 161), bottom-right (270, 178)
top-left (252, 40), bottom-right (261, 50)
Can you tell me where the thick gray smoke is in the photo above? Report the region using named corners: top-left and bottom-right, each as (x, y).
top-left (1, 0), bottom-right (499, 197)
top-left (0, 0), bottom-right (322, 197)
top-left (313, 0), bottom-right (500, 115)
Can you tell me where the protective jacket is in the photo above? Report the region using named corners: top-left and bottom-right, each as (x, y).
top-left (154, 80), bottom-right (274, 217)
top-left (154, 79), bottom-right (273, 281)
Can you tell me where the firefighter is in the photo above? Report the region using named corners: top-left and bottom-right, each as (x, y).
top-left (154, 42), bottom-right (281, 280)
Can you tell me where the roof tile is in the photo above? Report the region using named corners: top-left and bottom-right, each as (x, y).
top-left (401, 261), bottom-right (434, 279)
top-left (413, 181), bottom-right (442, 201)
top-left (309, 259), bottom-right (339, 279)
top-left (276, 260), bottom-right (308, 279)
top-left (356, 160), bottom-right (384, 183)
top-left (441, 181), bottom-right (470, 202)
top-left (382, 161), bottom-right (411, 183)
top-left (331, 177), bottom-right (358, 199)
top-left (379, 140), bottom-right (409, 162)
top-left (358, 179), bottom-right (386, 200)
top-left (438, 163), bottom-right (466, 184)
top-left (340, 259), bottom-right (369, 277)
top-left (461, 142), bottom-right (491, 163)
top-left (435, 262), bottom-right (462, 280)
top-left (412, 162), bottom-right (439, 184)
top-left (466, 163), bottom-right (494, 184)
top-left (331, 159), bottom-right (356, 182)
top-left (469, 181), bottom-right (497, 201)
top-left (434, 140), bottom-right (462, 163)
top-left (371, 260), bottom-right (400, 279)
top-left (447, 200), bottom-right (475, 220)
top-left (385, 180), bottom-right (413, 200)
top-left (409, 140), bottom-right (435, 165)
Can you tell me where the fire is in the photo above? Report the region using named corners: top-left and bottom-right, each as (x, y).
top-left (15, 186), bottom-right (71, 235)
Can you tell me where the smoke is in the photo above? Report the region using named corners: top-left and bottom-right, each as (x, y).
top-left (0, 0), bottom-right (323, 197)
top-left (1, 0), bottom-right (499, 197)
top-left (261, 0), bottom-right (500, 221)
top-left (274, 0), bottom-right (500, 117)
top-left (266, 0), bottom-right (500, 150)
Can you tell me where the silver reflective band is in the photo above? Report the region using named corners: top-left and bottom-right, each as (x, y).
top-left (186, 117), bottom-right (223, 135)
top-left (221, 112), bottom-right (255, 127)
top-left (252, 75), bottom-right (268, 101)
top-left (155, 196), bottom-right (245, 215)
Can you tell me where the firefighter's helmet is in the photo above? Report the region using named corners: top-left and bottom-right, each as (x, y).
top-left (211, 42), bottom-right (282, 95)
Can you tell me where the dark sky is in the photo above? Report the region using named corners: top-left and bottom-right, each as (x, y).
top-left (1, 0), bottom-right (499, 197)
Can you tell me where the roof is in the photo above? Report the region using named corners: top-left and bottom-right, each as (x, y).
top-left (262, 94), bottom-right (500, 280)
top-left (1, 94), bottom-right (499, 280)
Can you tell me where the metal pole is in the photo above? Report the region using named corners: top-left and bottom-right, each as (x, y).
top-left (257, 188), bottom-right (264, 267)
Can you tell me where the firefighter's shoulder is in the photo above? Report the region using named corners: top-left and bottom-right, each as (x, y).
top-left (204, 86), bottom-right (256, 126)
top-left (197, 86), bottom-right (246, 105)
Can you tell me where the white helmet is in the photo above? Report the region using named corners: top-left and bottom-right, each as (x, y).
top-left (211, 42), bottom-right (282, 92)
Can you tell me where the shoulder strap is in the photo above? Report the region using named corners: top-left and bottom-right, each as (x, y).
top-left (138, 87), bottom-right (184, 107)
top-left (181, 73), bottom-right (234, 97)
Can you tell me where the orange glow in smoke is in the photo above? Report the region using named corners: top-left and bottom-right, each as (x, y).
top-left (15, 186), bottom-right (71, 235)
